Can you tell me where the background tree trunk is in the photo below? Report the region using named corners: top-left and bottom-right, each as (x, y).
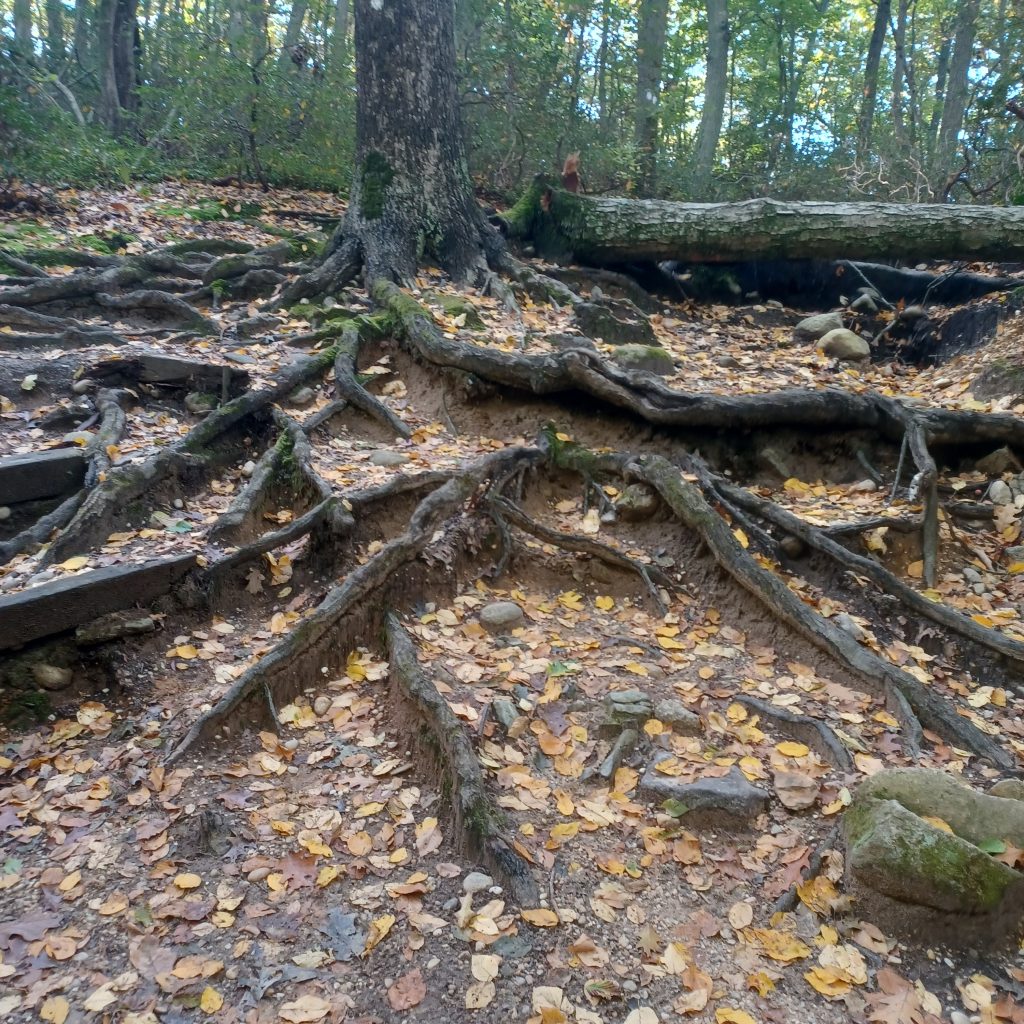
top-left (278, 0), bottom-right (308, 66)
top-left (340, 0), bottom-right (494, 284)
top-left (855, 0), bottom-right (889, 163)
top-left (634, 0), bottom-right (669, 196)
top-left (97, 0), bottom-right (141, 135)
top-left (515, 187), bottom-right (1024, 265)
top-left (934, 0), bottom-right (980, 191)
top-left (12, 0), bottom-right (33, 53)
top-left (693, 0), bottom-right (729, 193)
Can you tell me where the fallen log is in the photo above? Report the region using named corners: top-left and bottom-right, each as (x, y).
top-left (503, 179), bottom-right (1024, 265)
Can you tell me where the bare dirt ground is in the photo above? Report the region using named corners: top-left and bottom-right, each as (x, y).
top-left (3, 182), bottom-right (1024, 1024)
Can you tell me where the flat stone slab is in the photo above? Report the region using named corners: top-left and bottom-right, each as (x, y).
top-left (0, 449), bottom-right (86, 505)
top-left (639, 763), bottom-right (769, 820)
top-left (0, 554), bottom-right (196, 650)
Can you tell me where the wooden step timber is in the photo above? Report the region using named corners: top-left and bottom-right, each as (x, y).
top-left (0, 553), bottom-right (197, 650)
top-left (89, 354), bottom-right (250, 396)
top-left (0, 449), bottom-right (86, 505)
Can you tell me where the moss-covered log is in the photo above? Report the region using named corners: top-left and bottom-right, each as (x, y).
top-left (506, 182), bottom-right (1024, 265)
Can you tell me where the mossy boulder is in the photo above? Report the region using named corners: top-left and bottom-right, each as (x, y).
top-left (846, 768), bottom-right (1024, 918)
top-left (574, 299), bottom-right (656, 346)
top-left (615, 483), bottom-right (660, 521)
top-left (612, 344), bottom-right (675, 376)
top-left (857, 767), bottom-right (1024, 847)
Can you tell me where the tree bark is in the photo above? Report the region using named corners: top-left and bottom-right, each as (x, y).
top-left (507, 184), bottom-right (1024, 265)
top-left (934, 0), bottom-right (980, 191)
top-left (278, 0), bottom-right (308, 66)
top-left (96, 0), bottom-right (141, 134)
top-left (855, 0), bottom-right (890, 163)
top-left (334, 0), bottom-right (497, 284)
top-left (13, 0), bottom-right (33, 52)
top-left (693, 0), bottom-right (729, 193)
top-left (634, 0), bottom-right (669, 196)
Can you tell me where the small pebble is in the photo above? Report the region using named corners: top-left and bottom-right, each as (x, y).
top-left (0, 506), bottom-right (10, 521)
top-left (313, 695), bottom-right (332, 716)
top-left (247, 866), bottom-right (271, 882)
top-left (72, 378), bottom-right (94, 394)
top-left (241, 460), bottom-right (257, 478)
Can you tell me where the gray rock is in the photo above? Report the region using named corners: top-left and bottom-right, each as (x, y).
top-left (574, 300), bottom-right (656, 346)
top-left (289, 386), bottom-right (316, 408)
top-left (313, 695), bottom-right (333, 716)
top-left (989, 778), bottom-right (1024, 801)
top-left (988, 479), bottom-right (1013, 505)
top-left (820, 328), bottom-right (870, 362)
top-left (71, 378), bottom-right (95, 395)
top-left (971, 360), bottom-right (1024, 402)
top-left (463, 871), bottom-right (493, 894)
top-left (368, 449), bottom-right (410, 468)
top-left (715, 354), bottom-right (742, 369)
top-left (479, 601), bottom-right (524, 633)
top-left (76, 611), bottom-right (155, 646)
top-left (184, 391), bottom-right (218, 415)
top-left (846, 796), bottom-right (1022, 915)
top-left (603, 689), bottom-right (653, 728)
top-left (1005, 545), bottom-right (1024, 563)
top-left (598, 728), bottom-right (638, 780)
top-left (492, 699), bottom-right (521, 731)
top-left (548, 332), bottom-right (597, 351)
top-left (793, 311), bottom-right (843, 343)
top-left (236, 313), bottom-right (278, 338)
top-left (612, 344), bottom-right (675, 376)
top-left (850, 293), bottom-right (878, 314)
top-left (615, 483), bottom-right (660, 522)
top-left (652, 698), bottom-right (702, 735)
top-left (639, 764), bottom-right (769, 820)
top-left (759, 444), bottom-right (793, 479)
top-left (898, 304), bottom-right (928, 323)
top-left (857, 767), bottom-right (1024, 847)
top-left (976, 447), bottom-right (1022, 476)
top-left (0, 506), bottom-right (10, 521)
top-left (32, 664), bottom-right (73, 690)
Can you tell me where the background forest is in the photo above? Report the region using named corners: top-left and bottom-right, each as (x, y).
top-left (1, 1), bottom-right (1022, 205)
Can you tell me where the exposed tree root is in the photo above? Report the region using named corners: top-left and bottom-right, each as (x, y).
top-left (386, 613), bottom-right (540, 905)
top-left (628, 454), bottom-right (1012, 768)
top-left (165, 447), bottom-right (542, 764)
top-left (771, 825), bottom-right (842, 915)
top-left (734, 695), bottom-right (854, 772)
top-left (94, 289), bottom-right (217, 333)
top-left (332, 322), bottom-right (412, 438)
top-left (0, 389), bottom-right (131, 563)
top-left (38, 346), bottom-right (340, 566)
top-left (487, 494), bottom-right (670, 612)
top-left (708, 470), bottom-right (1024, 675)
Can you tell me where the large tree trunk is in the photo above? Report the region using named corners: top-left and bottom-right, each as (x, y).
top-left (336, 0), bottom-right (496, 284)
top-left (13, 0), bottom-right (33, 52)
top-left (693, 0), bottom-right (729, 193)
top-left (634, 0), bottom-right (669, 196)
top-left (97, 0), bottom-right (141, 135)
top-left (855, 0), bottom-right (890, 163)
top-left (505, 184), bottom-right (1024, 265)
top-left (934, 0), bottom-right (980, 193)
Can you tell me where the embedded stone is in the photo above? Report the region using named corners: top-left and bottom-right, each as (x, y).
top-left (989, 479), bottom-right (1013, 505)
top-left (463, 871), bottom-right (493, 894)
top-left (652, 698), bottom-right (701, 735)
top-left (639, 764), bottom-right (769, 820)
top-left (184, 391), bottom-right (218, 415)
top-left (32, 664), bottom-right (73, 690)
top-left (289, 386), bottom-right (316, 407)
top-left (846, 796), bottom-right (1022, 915)
top-left (819, 328), bottom-right (870, 361)
top-left (793, 311), bottom-right (843, 342)
top-left (615, 483), bottom-right (660, 522)
top-left (368, 450), bottom-right (410, 467)
top-left (479, 601), bottom-right (525, 633)
top-left (612, 344), bottom-right (675, 376)
top-left (989, 778), bottom-right (1024, 801)
top-left (976, 447), bottom-right (1023, 476)
top-left (850, 293), bottom-right (878, 313)
top-left (574, 300), bottom-right (656, 346)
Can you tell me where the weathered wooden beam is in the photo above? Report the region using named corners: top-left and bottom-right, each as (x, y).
top-left (88, 353), bottom-right (250, 395)
top-left (0, 554), bottom-right (197, 650)
top-left (0, 449), bottom-right (86, 505)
